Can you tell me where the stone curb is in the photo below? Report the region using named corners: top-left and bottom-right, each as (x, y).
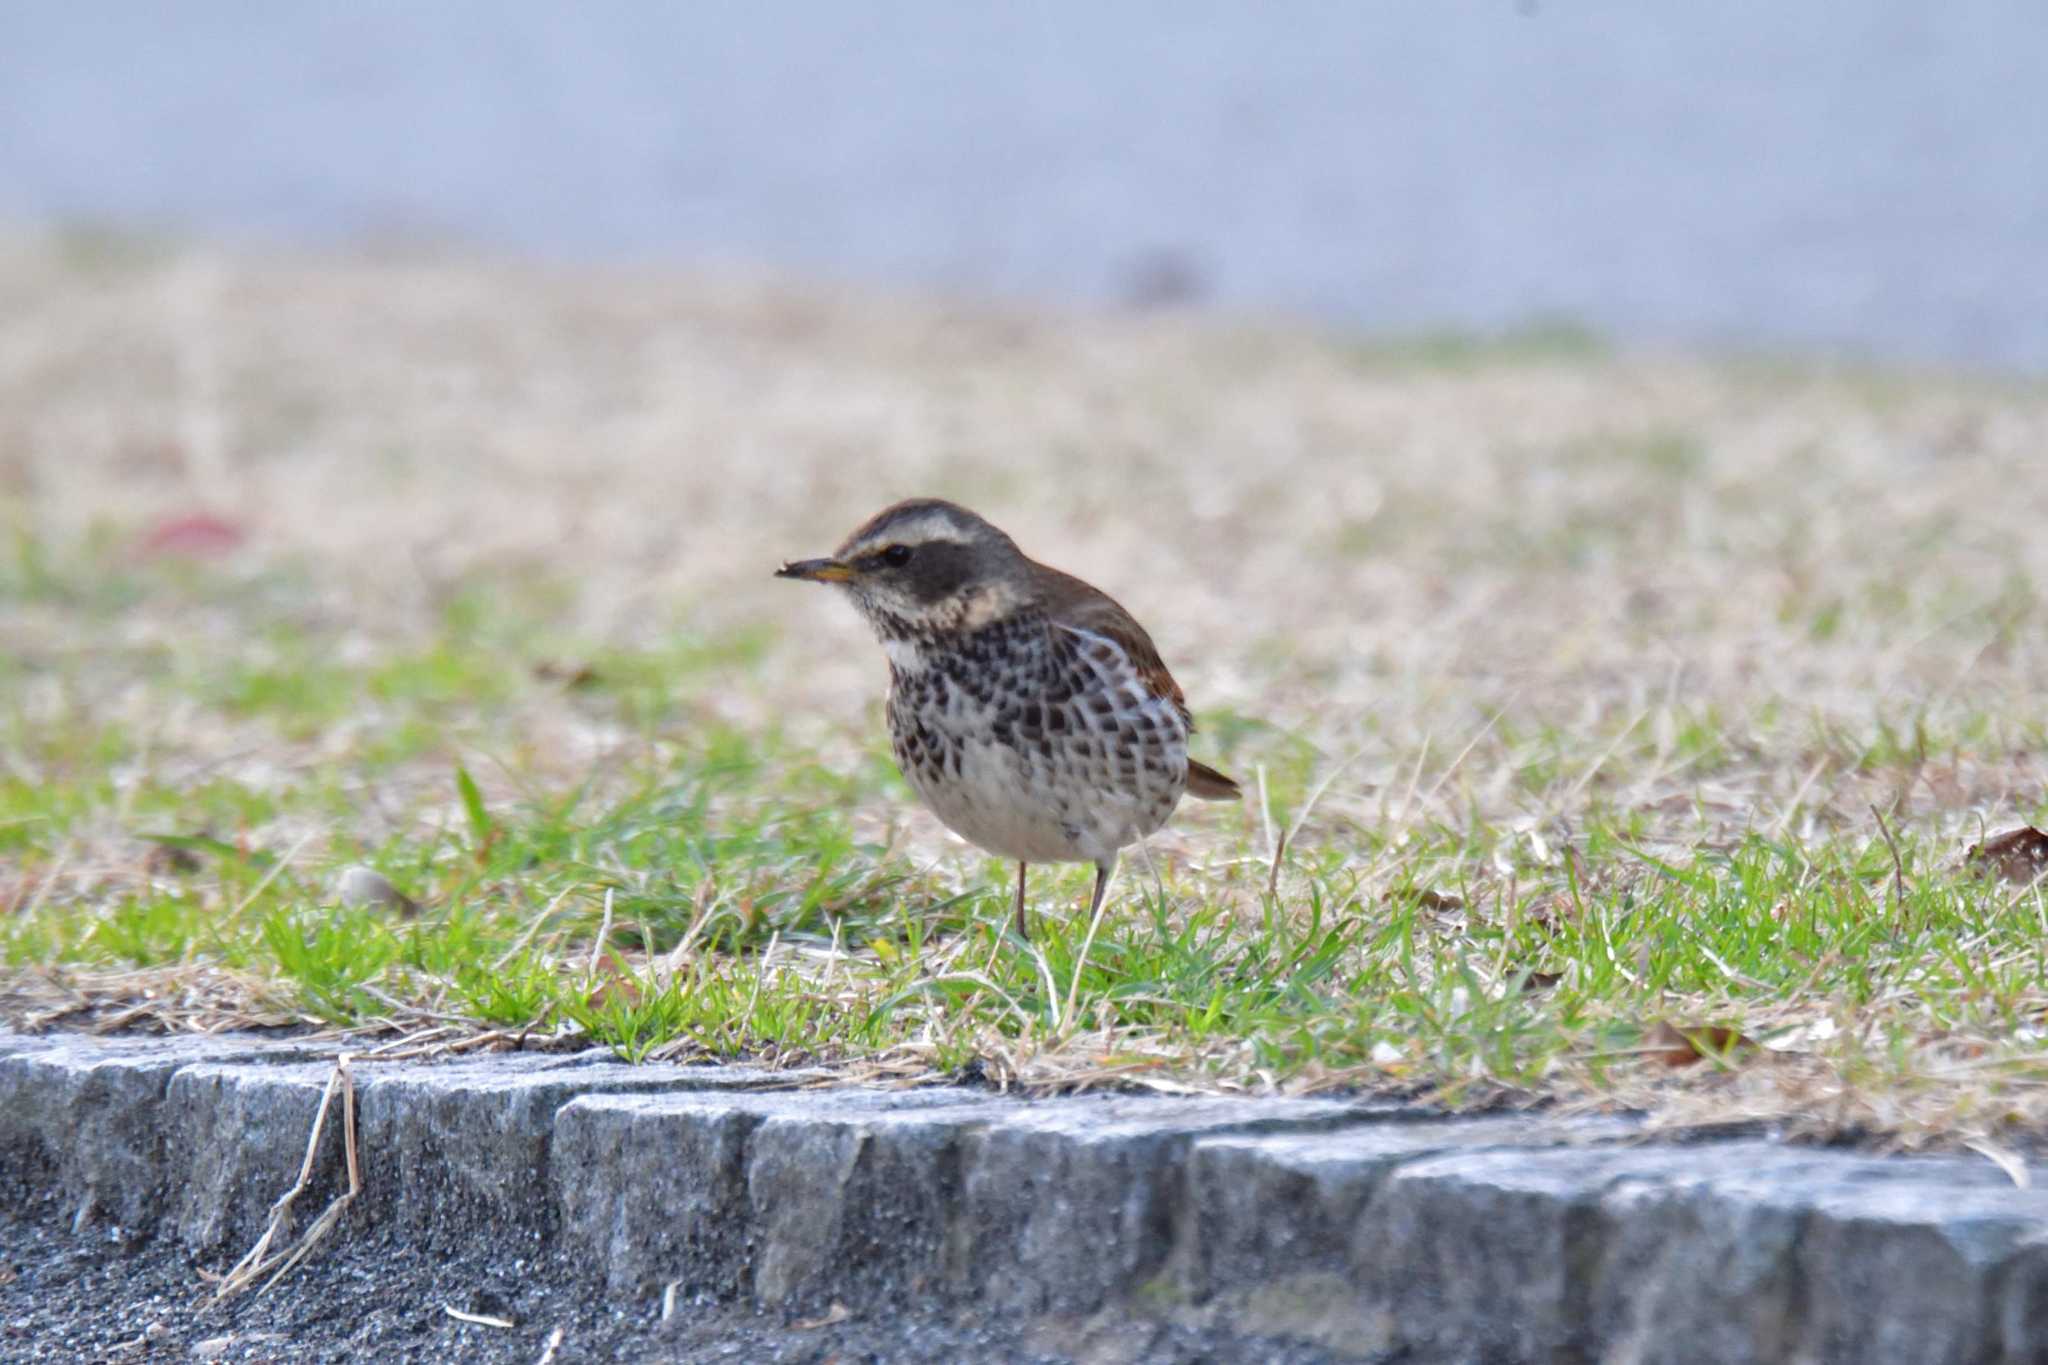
top-left (1, 1031), bottom-right (2043, 1363)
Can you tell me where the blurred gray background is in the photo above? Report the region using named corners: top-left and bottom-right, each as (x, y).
top-left (3, 2), bottom-right (2043, 368)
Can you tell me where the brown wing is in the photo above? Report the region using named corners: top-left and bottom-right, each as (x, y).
top-left (1037, 563), bottom-right (1244, 802)
top-left (1036, 564), bottom-right (1195, 730)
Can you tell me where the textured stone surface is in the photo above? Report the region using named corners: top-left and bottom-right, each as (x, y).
top-left (742, 1097), bottom-right (1017, 1312)
top-left (162, 1049), bottom-right (823, 1258)
top-left (1361, 1142), bottom-right (2048, 1365)
top-left (952, 1095), bottom-right (1379, 1317)
top-left (0, 1032), bottom-right (52, 1060)
top-left (0, 1034), bottom-right (335, 1244)
top-left (1178, 1113), bottom-right (1641, 1352)
top-left (163, 1059), bottom-right (348, 1256)
top-left (553, 1087), bottom-right (1002, 1301)
top-left (381, 1054), bottom-right (825, 1245)
top-left (559, 1088), bottom-right (1384, 1316)
top-left (6, 1031), bottom-right (2048, 1364)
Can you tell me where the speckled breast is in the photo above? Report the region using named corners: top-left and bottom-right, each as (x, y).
top-left (885, 613), bottom-right (1190, 865)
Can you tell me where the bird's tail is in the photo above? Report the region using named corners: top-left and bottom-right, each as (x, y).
top-left (1186, 760), bottom-right (1242, 801)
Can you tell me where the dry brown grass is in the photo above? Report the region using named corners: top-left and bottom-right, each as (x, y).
top-left (8, 236), bottom-right (2044, 803)
top-left (6, 231), bottom-right (2048, 1144)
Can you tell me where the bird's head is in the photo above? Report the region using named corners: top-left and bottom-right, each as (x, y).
top-left (776, 498), bottom-right (1033, 637)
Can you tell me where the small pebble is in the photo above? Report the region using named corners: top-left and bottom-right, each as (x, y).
top-left (335, 866), bottom-right (420, 917)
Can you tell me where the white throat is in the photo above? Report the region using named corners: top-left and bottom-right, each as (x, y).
top-left (882, 636), bottom-right (929, 672)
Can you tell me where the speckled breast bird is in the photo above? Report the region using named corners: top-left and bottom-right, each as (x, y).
top-left (776, 498), bottom-right (1239, 938)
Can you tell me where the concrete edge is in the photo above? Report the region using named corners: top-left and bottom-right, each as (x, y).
top-left (1, 1030), bottom-right (2042, 1363)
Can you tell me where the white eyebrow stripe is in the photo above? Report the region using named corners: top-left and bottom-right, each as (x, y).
top-left (851, 513), bottom-right (973, 551)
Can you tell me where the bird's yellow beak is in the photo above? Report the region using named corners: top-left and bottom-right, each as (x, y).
top-left (775, 557), bottom-right (855, 584)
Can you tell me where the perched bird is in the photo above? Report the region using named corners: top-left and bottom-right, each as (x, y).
top-left (776, 498), bottom-right (1239, 938)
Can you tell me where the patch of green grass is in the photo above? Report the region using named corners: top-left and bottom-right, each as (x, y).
top-left (10, 679), bottom-right (2048, 1141)
top-left (0, 526), bottom-right (147, 613)
top-left (454, 952), bottom-right (559, 1028)
top-left (262, 906), bottom-right (401, 1022)
top-left (5, 516), bottom-right (2048, 1146)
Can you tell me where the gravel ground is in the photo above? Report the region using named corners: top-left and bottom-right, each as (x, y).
top-left (0, 1198), bottom-right (1353, 1365)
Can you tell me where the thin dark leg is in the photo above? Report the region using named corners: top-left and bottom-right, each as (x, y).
top-left (1013, 861), bottom-right (1031, 941)
top-left (1086, 859), bottom-right (1113, 924)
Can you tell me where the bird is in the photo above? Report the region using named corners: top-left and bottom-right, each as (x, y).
top-left (776, 498), bottom-right (1239, 939)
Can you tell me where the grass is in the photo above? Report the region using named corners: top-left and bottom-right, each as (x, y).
top-left (7, 546), bottom-right (2047, 1142)
top-left (4, 236), bottom-right (2048, 1150)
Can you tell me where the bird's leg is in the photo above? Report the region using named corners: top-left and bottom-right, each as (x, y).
top-left (1012, 861), bottom-right (1031, 941)
top-left (1085, 858), bottom-right (1114, 927)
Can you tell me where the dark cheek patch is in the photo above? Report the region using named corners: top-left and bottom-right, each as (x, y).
top-left (904, 544), bottom-right (974, 605)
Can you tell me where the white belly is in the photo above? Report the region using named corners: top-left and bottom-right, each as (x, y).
top-left (903, 735), bottom-right (1178, 865)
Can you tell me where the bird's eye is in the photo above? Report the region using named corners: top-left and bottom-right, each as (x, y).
top-left (879, 545), bottom-right (914, 568)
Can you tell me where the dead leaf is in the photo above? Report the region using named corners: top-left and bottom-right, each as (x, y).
top-left (582, 953), bottom-right (645, 1010)
top-left (136, 511), bottom-right (246, 560)
top-left (1521, 894), bottom-right (1576, 933)
top-left (143, 842), bottom-right (203, 877)
top-left (1967, 827), bottom-right (2048, 887)
top-left (1385, 887), bottom-right (1465, 912)
top-left (1520, 970), bottom-right (1563, 994)
top-left (140, 832), bottom-right (276, 872)
top-left (533, 660), bottom-right (600, 688)
top-left (794, 1302), bottom-right (852, 1330)
top-left (1647, 1021), bottom-right (1758, 1068)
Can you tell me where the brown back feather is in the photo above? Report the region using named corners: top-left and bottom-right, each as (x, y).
top-left (1034, 563), bottom-right (1192, 728)
top-left (1033, 562), bottom-right (1241, 800)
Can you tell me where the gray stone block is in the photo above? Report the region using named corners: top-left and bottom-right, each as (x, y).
top-left (952, 1095), bottom-right (1376, 1317)
top-left (1740, 1154), bottom-right (2048, 1365)
top-left (164, 1060), bottom-right (340, 1257)
top-left (556, 1086), bottom-right (1381, 1319)
top-left (1585, 1146), bottom-right (1816, 1365)
top-left (356, 1053), bottom-right (814, 1252)
top-left (1177, 1113), bottom-right (1639, 1353)
top-left (1359, 1142), bottom-right (2048, 1365)
top-left (0, 1031), bottom-right (53, 1059)
top-left (553, 1087), bottom-right (998, 1303)
top-left (10, 1031), bottom-right (2048, 1364)
top-left (161, 1048), bottom-right (824, 1259)
top-left (0, 1035), bottom-right (334, 1244)
top-left (1359, 1144), bottom-right (1733, 1363)
top-left (745, 1098), bottom-right (1038, 1313)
